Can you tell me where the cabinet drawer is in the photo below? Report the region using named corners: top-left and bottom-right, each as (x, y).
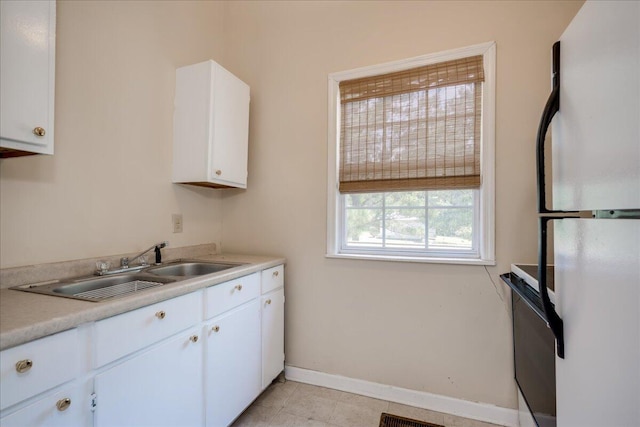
top-left (261, 265), bottom-right (284, 294)
top-left (0, 329), bottom-right (80, 411)
top-left (94, 291), bottom-right (202, 367)
top-left (205, 273), bottom-right (259, 319)
top-left (0, 380), bottom-right (91, 427)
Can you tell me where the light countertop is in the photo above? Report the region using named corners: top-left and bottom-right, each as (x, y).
top-left (0, 254), bottom-right (285, 351)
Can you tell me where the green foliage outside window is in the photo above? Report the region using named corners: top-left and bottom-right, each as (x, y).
top-left (345, 190), bottom-right (474, 250)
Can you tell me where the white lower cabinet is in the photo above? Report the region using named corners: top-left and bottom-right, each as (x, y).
top-left (260, 265), bottom-right (285, 389)
top-left (0, 380), bottom-right (92, 427)
top-left (1, 264), bottom-right (285, 427)
top-left (93, 292), bottom-right (201, 368)
top-left (261, 288), bottom-right (285, 389)
top-left (94, 327), bottom-right (204, 427)
top-left (0, 328), bottom-right (81, 411)
top-left (205, 299), bottom-right (261, 427)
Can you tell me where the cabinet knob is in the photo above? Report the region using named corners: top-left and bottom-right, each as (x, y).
top-left (189, 335), bottom-right (199, 343)
top-left (15, 359), bottom-right (33, 373)
top-left (265, 299), bottom-right (272, 305)
top-left (234, 284), bottom-right (243, 291)
top-left (215, 170), bottom-right (222, 176)
top-left (155, 311), bottom-right (166, 319)
top-left (32, 127), bottom-right (46, 137)
top-left (212, 325), bottom-right (220, 333)
top-left (273, 271), bottom-right (279, 277)
top-left (56, 398), bottom-right (71, 412)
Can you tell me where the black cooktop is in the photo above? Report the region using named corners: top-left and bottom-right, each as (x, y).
top-left (512, 264), bottom-right (555, 292)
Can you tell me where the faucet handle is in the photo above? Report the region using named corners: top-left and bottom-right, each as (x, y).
top-left (96, 261), bottom-right (111, 275)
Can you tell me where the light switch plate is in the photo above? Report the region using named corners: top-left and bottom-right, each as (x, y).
top-left (172, 214), bottom-right (183, 233)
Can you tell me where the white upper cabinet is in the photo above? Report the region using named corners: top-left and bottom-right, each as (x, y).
top-left (173, 60), bottom-right (250, 189)
top-left (0, 0), bottom-right (56, 157)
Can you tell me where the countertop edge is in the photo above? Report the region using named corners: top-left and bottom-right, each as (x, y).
top-left (0, 254), bottom-right (286, 351)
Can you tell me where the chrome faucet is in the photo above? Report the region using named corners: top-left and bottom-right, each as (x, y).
top-left (95, 241), bottom-right (169, 276)
top-left (121, 241), bottom-right (169, 268)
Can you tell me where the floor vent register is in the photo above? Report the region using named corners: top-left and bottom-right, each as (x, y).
top-left (379, 412), bottom-right (445, 427)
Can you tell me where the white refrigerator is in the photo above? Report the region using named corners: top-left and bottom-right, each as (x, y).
top-left (541, 1), bottom-right (639, 426)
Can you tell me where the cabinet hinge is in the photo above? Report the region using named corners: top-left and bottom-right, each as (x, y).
top-left (90, 393), bottom-right (97, 412)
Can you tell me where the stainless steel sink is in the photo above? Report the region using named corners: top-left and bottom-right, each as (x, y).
top-left (10, 260), bottom-right (245, 302)
top-left (146, 261), bottom-right (240, 277)
top-left (11, 274), bottom-right (176, 302)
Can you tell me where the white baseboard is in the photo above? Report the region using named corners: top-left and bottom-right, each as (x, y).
top-left (285, 365), bottom-right (519, 427)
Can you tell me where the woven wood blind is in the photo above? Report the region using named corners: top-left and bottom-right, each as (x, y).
top-left (339, 55), bottom-right (484, 193)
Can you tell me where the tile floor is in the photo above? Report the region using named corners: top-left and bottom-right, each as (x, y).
top-left (232, 380), bottom-right (507, 427)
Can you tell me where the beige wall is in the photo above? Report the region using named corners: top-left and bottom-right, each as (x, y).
top-left (219, 1), bottom-right (583, 409)
top-left (0, 0), bottom-right (583, 412)
top-left (0, 1), bottom-right (228, 268)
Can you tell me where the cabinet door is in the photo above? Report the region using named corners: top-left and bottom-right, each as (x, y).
top-left (173, 60), bottom-right (249, 189)
top-left (262, 288), bottom-right (285, 389)
top-left (205, 300), bottom-right (261, 427)
top-left (0, 0), bottom-right (55, 155)
top-left (210, 64), bottom-right (250, 188)
top-left (94, 328), bottom-right (203, 427)
top-left (0, 380), bottom-right (91, 427)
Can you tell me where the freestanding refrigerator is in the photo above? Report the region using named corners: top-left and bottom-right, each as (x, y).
top-left (537, 1), bottom-right (640, 426)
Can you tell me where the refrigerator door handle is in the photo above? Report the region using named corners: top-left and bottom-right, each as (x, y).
top-left (536, 41), bottom-right (579, 215)
top-left (538, 216), bottom-right (565, 358)
top-left (536, 83), bottom-right (558, 213)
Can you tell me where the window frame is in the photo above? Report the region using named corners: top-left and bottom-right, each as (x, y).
top-left (339, 189), bottom-right (480, 258)
top-left (326, 42), bottom-right (496, 265)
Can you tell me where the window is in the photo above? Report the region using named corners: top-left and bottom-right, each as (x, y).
top-left (327, 43), bottom-right (496, 264)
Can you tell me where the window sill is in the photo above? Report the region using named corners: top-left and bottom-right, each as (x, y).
top-left (325, 252), bottom-right (496, 266)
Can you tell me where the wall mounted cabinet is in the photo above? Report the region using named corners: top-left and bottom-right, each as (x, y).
top-left (0, 0), bottom-right (56, 158)
top-left (173, 60), bottom-right (250, 189)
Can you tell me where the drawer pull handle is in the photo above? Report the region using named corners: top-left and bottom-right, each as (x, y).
top-left (189, 335), bottom-right (199, 343)
top-left (265, 299), bottom-right (272, 305)
top-left (215, 170), bottom-right (222, 176)
top-left (273, 271), bottom-right (279, 277)
top-left (212, 325), bottom-right (220, 333)
top-left (156, 311), bottom-right (166, 319)
top-left (56, 398), bottom-right (71, 411)
top-left (33, 127), bottom-right (46, 137)
top-left (15, 359), bottom-right (33, 373)
top-left (234, 284), bottom-right (242, 291)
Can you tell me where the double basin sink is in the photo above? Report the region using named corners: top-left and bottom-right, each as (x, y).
top-left (11, 260), bottom-right (244, 302)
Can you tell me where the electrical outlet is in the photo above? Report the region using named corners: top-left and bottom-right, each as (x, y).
top-left (172, 214), bottom-right (183, 233)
